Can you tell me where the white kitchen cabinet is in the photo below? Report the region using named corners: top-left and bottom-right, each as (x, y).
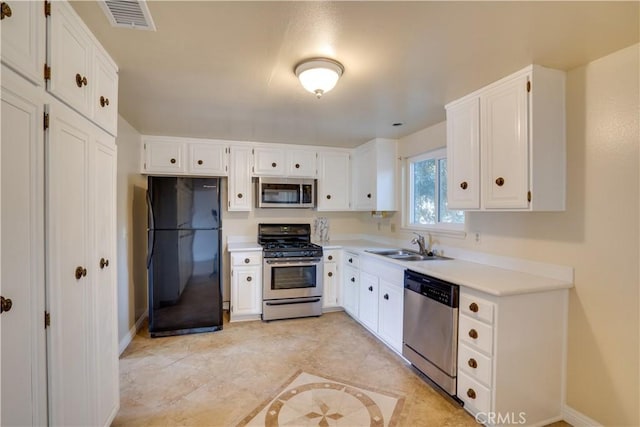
top-left (46, 99), bottom-right (119, 427)
top-left (0, 0), bottom-right (46, 85)
top-left (47, 1), bottom-right (119, 136)
top-left (446, 64), bottom-right (565, 211)
top-left (142, 137), bottom-right (229, 177)
top-left (253, 146), bottom-right (317, 178)
top-left (377, 279), bottom-right (403, 353)
top-left (92, 48), bottom-right (119, 136)
top-left (457, 287), bottom-right (567, 425)
top-left (322, 250), bottom-right (341, 310)
top-left (446, 97), bottom-right (480, 209)
top-left (358, 271), bottom-right (379, 332)
top-left (230, 251), bottom-right (263, 321)
top-left (189, 143), bottom-right (228, 175)
top-left (228, 145), bottom-right (253, 211)
top-left (352, 138), bottom-right (397, 211)
top-left (253, 146), bottom-right (285, 176)
top-left (341, 252), bottom-right (360, 317)
top-left (0, 65), bottom-right (48, 426)
top-left (143, 138), bottom-right (186, 174)
top-left (317, 150), bottom-right (351, 211)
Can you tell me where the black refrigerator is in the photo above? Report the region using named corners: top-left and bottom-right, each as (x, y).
top-left (147, 177), bottom-right (223, 337)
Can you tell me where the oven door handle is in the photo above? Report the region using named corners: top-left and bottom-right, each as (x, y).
top-left (265, 298), bottom-right (321, 306)
top-left (265, 258), bottom-right (323, 265)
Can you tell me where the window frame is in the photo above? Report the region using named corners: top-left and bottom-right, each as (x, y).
top-left (401, 147), bottom-right (466, 235)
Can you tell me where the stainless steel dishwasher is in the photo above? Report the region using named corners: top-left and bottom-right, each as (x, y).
top-left (403, 269), bottom-right (459, 395)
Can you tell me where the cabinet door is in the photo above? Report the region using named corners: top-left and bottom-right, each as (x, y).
top-left (231, 267), bottom-right (262, 316)
top-left (253, 147), bottom-right (285, 176)
top-left (358, 271), bottom-right (379, 331)
top-left (322, 262), bottom-right (339, 309)
top-left (352, 144), bottom-right (375, 210)
top-left (317, 151), bottom-right (350, 211)
top-left (0, 0), bottom-right (46, 85)
top-left (48, 1), bottom-right (93, 116)
top-left (287, 149), bottom-right (316, 177)
top-left (228, 146), bottom-right (252, 211)
top-left (144, 140), bottom-right (185, 174)
top-left (447, 97), bottom-right (480, 209)
top-left (46, 103), bottom-right (93, 426)
top-left (189, 143), bottom-right (228, 176)
top-left (1, 67), bottom-right (47, 426)
top-left (482, 74), bottom-right (530, 209)
top-left (92, 49), bottom-right (118, 136)
top-left (342, 265), bottom-right (359, 317)
top-left (92, 139), bottom-right (119, 426)
top-left (377, 280), bottom-right (403, 352)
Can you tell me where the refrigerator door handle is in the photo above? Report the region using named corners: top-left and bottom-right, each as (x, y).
top-left (146, 190), bottom-right (155, 268)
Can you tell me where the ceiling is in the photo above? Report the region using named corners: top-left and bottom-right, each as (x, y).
top-left (71, 1), bottom-right (639, 148)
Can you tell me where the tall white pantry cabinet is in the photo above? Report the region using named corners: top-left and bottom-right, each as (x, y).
top-left (0, 1), bottom-right (120, 426)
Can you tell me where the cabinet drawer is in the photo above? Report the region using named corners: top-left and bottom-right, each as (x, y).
top-left (344, 253), bottom-right (359, 268)
top-left (324, 249), bottom-right (339, 263)
top-left (459, 314), bottom-right (494, 355)
top-left (232, 252), bottom-right (262, 266)
top-left (460, 293), bottom-right (494, 325)
top-left (458, 371), bottom-right (491, 414)
top-left (458, 343), bottom-right (492, 387)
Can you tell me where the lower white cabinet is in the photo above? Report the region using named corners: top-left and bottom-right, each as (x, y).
top-left (46, 98), bottom-right (119, 427)
top-left (230, 251), bottom-right (262, 321)
top-left (322, 249), bottom-right (341, 310)
top-left (1, 65), bottom-right (48, 426)
top-left (344, 254), bottom-right (404, 355)
top-left (358, 271), bottom-right (379, 331)
top-left (377, 279), bottom-right (403, 352)
top-left (341, 252), bottom-right (360, 317)
top-left (457, 287), bottom-right (567, 426)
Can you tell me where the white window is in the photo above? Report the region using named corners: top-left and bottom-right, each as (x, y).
top-left (404, 148), bottom-right (464, 231)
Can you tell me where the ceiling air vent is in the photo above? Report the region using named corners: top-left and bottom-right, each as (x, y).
top-left (98, 0), bottom-right (156, 31)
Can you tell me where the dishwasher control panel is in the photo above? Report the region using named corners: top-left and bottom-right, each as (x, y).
top-left (404, 270), bottom-right (459, 307)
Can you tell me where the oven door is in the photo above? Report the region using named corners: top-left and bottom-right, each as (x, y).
top-left (263, 257), bottom-right (323, 300)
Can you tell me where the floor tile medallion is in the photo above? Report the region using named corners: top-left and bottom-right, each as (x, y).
top-left (238, 370), bottom-right (405, 427)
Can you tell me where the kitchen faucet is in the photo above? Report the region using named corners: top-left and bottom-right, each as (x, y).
top-left (411, 232), bottom-right (434, 255)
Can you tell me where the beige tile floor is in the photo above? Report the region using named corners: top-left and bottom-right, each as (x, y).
top-left (115, 312), bottom-right (569, 427)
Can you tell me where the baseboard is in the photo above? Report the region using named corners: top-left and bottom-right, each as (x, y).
top-left (223, 301), bottom-right (230, 311)
top-left (562, 404), bottom-right (602, 427)
top-left (119, 312), bottom-right (148, 355)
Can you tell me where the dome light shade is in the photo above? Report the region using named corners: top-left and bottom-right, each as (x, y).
top-left (295, 58), bottom-right (344, 99)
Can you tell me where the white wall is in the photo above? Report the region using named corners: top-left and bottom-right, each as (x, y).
top-left (115, 116), bottom-right (147, 346)
top-left (370, 44), bottom-right (639, 426)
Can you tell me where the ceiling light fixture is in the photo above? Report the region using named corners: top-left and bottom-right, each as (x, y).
top-left (295, 58), bottom-right (344, 99)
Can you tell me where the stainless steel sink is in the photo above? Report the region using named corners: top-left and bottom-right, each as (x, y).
top-left (365, 248), bottom-right (451, 261)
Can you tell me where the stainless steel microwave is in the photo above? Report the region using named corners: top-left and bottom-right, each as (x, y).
top-left (256, 177), bottom-right (315, 208)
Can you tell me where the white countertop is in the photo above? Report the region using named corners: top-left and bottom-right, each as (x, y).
top-left (227, 238), bottom-right (572, 296)
top-left (227, 242), bottom-right (262, 252)
top-left (316, 239), bottom-right (573, 297)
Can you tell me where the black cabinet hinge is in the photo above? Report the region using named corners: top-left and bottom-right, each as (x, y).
top-left (43, 112), bottom-right (49, 130)
top-left (44, 64), bottom-right (51, 80)
top-left (44, 311), bottom-right (50, 328)
top-left (527, 191), bottom-right (532, 202)
top-left (44, 1), bottom-right (51, 17)
top-left (526, 81), bottom-right (531, 93)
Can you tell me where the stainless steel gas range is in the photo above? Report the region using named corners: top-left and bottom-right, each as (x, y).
top-left (258, 224), bottom-right (323, 321)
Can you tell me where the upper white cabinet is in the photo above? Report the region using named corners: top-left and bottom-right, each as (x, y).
top-left (446, 65), bottom-right (566, 211)
top-left (0, 0), bottom-right (46, 85)
top-left (317, 150), bottom-right (351, 211)
top-left (352, 138), bottom-right (397, 211)
top-left (253, 146), bottom-right (317, 178)
top-left (47, 1), bottom-right (119, 136)
top-left (228, 145), bottom-right (253, 211)
top-left (142, 137), bottom-right (229, 177)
